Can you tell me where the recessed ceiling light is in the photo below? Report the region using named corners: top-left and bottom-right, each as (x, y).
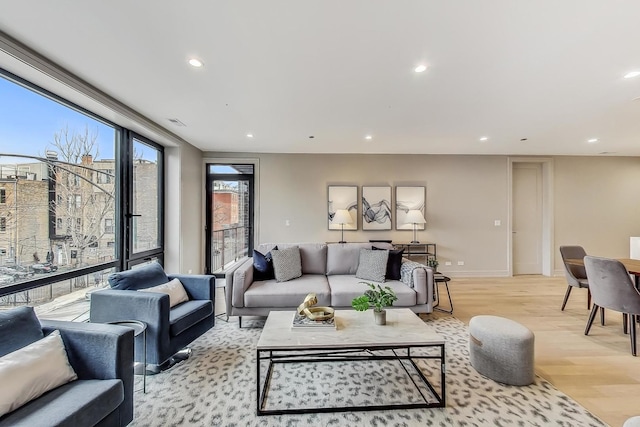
top-left (246, 134), bottom-right (254, 138)
top-left (365, 135), bottom-right (373, 140)
top-left (479, 136), bottom-right (488, 141)
top-left (624, 71), bottom-right (640, 79)
top-left (414, 65), bottom-right (427, 73)
top-left (587, 138), bottom-right (598, 143)
top-left (188, 58), bottom-right (204, 68)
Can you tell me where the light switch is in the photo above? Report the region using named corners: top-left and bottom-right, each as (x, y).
top-left (494, 220), bottom-right (501, 226)
top-left (285, 219), bottom-right (290, 226)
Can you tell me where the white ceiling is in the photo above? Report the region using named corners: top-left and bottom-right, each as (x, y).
top-left (1, 1), bottom-right (640, 156)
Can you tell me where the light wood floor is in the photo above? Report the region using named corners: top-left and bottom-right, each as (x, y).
top-left (438, 275), bottom-right (640, 427)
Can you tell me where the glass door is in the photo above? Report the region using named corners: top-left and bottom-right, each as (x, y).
top-left (205, 165), bottom-right (254, 275)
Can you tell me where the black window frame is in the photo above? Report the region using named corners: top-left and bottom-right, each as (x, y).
top-left (0, 67), bottom-right (165, 297)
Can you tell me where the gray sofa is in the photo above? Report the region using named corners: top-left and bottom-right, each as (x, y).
top-left (226, 242), bottom-right (434, 325)
top-left (0, 307), bottom-right (134, 427)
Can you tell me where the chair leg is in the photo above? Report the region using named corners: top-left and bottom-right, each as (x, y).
top-left (561, 286), bottom-right (572, 311)
top-left (623, 313), bottom-right (629, 334)
top-left (600, 307), bottom-right (605, 326)
top-left (585, 304), bottom-right (599, 335)
top-left (587, 289), bottom-right (591, 310)
top-left (630, 314), bottom-right (637, 357)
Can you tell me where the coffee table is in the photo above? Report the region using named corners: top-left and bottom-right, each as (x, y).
top-left (256, 308), bottom-right (445, 415)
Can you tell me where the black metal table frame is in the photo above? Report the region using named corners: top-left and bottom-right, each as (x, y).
top-left (256, 343), bottom-right (445, 416)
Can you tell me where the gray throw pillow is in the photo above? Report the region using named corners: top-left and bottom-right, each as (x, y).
top-left (355, 248), bottom-right (389, 283)
top-left (271, 246), bottom-right (303, 282)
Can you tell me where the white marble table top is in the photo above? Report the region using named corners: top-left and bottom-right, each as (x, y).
top-left (257, 308), bottom-right (444, 350)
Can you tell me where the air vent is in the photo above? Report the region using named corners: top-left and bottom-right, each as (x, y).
top-left (168, 118), bottom-right (186, 127)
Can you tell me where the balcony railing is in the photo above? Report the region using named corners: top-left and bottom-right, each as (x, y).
top-left (211, 226), bottom-right (249, 273)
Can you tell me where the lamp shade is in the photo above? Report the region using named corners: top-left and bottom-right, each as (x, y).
top-left (405, 209), bottom-right (426, 224)
top-left (332, 209), bottom-right (353, 225)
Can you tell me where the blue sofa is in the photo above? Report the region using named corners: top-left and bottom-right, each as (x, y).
top-left (0, 307), bottom-right (134, 427)
top-left (90, 262), bottom-right (215, 370)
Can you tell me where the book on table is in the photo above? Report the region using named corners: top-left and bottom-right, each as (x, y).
top-left (291, 311), bottom-right (336, 329)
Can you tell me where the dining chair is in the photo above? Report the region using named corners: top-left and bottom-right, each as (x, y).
top-left (583, 256), bottom-right (640, 356)
top-left (559, 245), bottom-right (591, 310)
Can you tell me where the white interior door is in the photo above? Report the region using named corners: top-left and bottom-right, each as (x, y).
top-left (512, 163), bottom-right (543, 275)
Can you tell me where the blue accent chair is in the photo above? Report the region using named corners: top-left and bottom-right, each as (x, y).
top-left (0, 306), bottom-right (134, 427)
top-left (90, 262), bottom-right (215, 370)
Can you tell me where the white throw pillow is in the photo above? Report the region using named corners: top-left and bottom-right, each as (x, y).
top-left (0, 330), bottom-right (78, 417)
top-left (142, 278), bottom-right (189, 308)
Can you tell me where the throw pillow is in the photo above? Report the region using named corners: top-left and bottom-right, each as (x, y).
top-left (355, 248), bottom-right (389, 283)
top-left (373, 246), bottom-right (405, 280)
top-left (0, 306), bottom-right (44, 358)
top-left (253, 246), bottom-right (278, 281)
top-left (271, 246), bottom-right (302, 282)
top-left (141, 278), bottom-right (189, 308)
top-left (0, 330), bottom-right (78, 417)
top-left (108, 261), bottom-right (169, 290)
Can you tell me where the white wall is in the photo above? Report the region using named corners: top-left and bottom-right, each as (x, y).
top-left (203, 152), bottom-right (640, 277)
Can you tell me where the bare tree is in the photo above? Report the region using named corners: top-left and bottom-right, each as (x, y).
top-left (47, 125), bottom-right (115, 285)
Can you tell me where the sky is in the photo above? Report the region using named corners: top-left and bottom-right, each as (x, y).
top-left (0, 75), bottom-right (155, 164)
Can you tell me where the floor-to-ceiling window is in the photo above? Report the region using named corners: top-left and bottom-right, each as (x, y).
top-left (205, 164), bottom-right (254, 275)
top-left (0, 69), bottom-right (164, 319)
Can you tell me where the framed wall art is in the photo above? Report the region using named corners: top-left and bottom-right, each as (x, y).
top-left (362, 186), bottom-right (392, 230)
top-left (395, 186), bottom-right (426, 230)
top-left (327, 185), bottom-right (358, 230)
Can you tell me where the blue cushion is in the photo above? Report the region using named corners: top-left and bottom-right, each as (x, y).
top-left (0, 307), bottom-right (44, 357)
top-left (0, 379), bottom-right (122, 427)
top-left (253, 247), bottom-right (277, 281)
top-left (169, 300), bottom-right (213, 337)
top-left (108, 262), bottom-right (169, 290)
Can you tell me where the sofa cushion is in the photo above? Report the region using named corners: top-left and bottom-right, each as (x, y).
top-left (298, 243), bottom-right (328, 274)
top-left (0, 379), bottom-right (123, 427)
top-left (253, 247), bottom-right (277, 280)
top-left (0, 306), bottom-right (44, 357)
top-left (0, 330), bottom-right (77, 418)
top-left (326, 243), bottom-right (373, 275)
top-left (141, 278), bottom-right (189, 308)
top-left (272, 246), bottom-right (303, 282)
top-left (244, 275), bottom-right (331, 307)
top-left (108, 261), bottom-right (169, 290)
top-left (328, 275), bottom-right (417, 307)
top-left (355, 248), bottom-right (389, 283)
top-left (373, 246), bottom-right (404, 280)
top-left (169, 300), bottom-right (213, 337)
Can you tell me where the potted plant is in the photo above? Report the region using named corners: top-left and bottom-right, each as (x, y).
top-left (427, 257), bottom-right (439, 272)
top-left (351, 282), bottom-right (398, 325)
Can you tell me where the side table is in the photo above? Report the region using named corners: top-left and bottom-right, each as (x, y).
top-left (108, 320), bottom-right (147, 393)
top-left (433, 273), bottom-right (453, 314)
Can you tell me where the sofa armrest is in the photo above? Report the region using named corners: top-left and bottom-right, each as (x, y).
top-left (412, 266), bottom-right (434, 307)
top-left (227, 258), bottom-right (254, 309)
top-left (168, 274), bottom-right (215, 301)
top-left (40, 320), bottom-right (134, 425)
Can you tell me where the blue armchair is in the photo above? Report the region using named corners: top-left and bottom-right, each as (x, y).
top-left (90, 262), bottom-right (215, 371)
top-left (0, 307), bottom-right (134, 427)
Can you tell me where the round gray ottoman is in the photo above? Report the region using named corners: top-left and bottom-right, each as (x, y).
top-left (624, 416), bottom-right (640, 427)
top-left (469, 315), bottom-right (535, 386)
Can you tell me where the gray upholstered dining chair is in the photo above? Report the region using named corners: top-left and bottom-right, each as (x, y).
top-left (583, 256), bottom-right (640, 356)
top-left (559, 245), bottom-right (591, 310)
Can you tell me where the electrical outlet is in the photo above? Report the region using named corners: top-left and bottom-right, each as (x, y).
top-left (494, 220), bottom-right (501, 226)
top-left (188, 269), bottom-right (192, 274)
top-left (445, 261), bottom-right (452, 266)
top-left (457, 261), bottom-right (464, 266)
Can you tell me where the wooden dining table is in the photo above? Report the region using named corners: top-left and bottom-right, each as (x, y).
top-left (566, 257), bottom-right (640, 285)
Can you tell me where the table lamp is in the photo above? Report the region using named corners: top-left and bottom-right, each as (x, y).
top-left (332, 209), bottom-right (353, 243)
top-left (405, 209), bottom-right (426, 243)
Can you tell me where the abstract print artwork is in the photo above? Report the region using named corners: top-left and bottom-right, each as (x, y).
top-left (396, 186), bottom-right (425, 230)
top-left (328, 186), bottom-right (358, 230)
top-left (362, 186), bottom-right (392, 230)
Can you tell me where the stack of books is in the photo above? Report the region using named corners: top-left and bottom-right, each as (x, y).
top-left (291, 312), bottom-right (336, 329)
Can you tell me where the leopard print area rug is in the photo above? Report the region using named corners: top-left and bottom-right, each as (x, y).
top-left (130, 315), bottom-right (606, 427)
